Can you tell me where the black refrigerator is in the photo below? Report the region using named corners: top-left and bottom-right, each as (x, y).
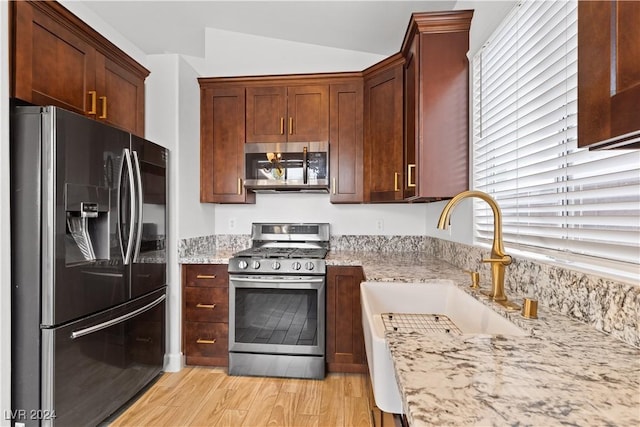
top-left (10, 106), bottom-right (168, 426)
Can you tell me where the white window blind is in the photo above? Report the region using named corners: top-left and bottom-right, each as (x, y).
top-left (472, 0), bottom-right (640, 272)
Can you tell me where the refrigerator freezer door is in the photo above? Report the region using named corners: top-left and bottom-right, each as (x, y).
top-left (39, 288), bottom-right (166, 427)
top-left (130, 135), bottom-right (167, 299)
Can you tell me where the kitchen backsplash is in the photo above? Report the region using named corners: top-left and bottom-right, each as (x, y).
top-left (179, 234), bottom-right (639, 348)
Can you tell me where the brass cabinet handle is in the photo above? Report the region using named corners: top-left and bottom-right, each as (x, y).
top-left (196, 338), bottom-right (216, 345)
top-left (98, 96), bottom-right (107, 119)
top-left (289, 117), bottom-right (293, 135)
top-left (237, 178), bottom-right (243, 195)
top-left (87, 91), bottom-right (97, 115)
top-left (332, 178), bottom-right (337, 195)
top-left (394, 172), bottom-right (400, 192)
top-left (196, 274), bottom-right (217, 279)
top-left (196, 303), bottom-right (216, 309)
top-left (408, 164), bottom-right (416, 188)
top-left (280, 117), bottom-right (285, 135)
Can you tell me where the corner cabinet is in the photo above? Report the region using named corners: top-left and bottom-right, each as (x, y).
top-left (402, 11), bottom-right (473, 201)
top-left (363, 55), bottom-right (406, 202)
top-left (578, 1), bottom-right (640, 149)
top-left (182, 264), bottom-right (230, 367)
top-left (199, 84), bottom-right (255, 204)
top-left (326, 266), bottom-right (367, 373)
top-left (10, 0), bottom-right (148, 136)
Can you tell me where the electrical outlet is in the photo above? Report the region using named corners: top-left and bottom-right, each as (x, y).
top-left (376, 219), bottom-right (384, 231)
top-left (228, 218), bottom-right (236, 230)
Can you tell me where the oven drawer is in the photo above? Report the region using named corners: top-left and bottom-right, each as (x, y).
top-left (184, 287), bottom-right (229, 322)
top-left (183, 264), bottom-right (228, 288)
top-left (184, 322), bottom-right (229, 358)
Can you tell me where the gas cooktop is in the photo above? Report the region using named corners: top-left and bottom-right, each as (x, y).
top-left (233, 247), bottom-right (328, 260)
top-left (228, 222), bottom-right (330, 275)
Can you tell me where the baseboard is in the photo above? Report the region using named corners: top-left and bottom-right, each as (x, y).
top-left (163, 352), bottom-right (184, 372)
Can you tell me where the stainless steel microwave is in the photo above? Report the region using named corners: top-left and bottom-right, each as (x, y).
top-left (244, 142), bottom-right (329, 193)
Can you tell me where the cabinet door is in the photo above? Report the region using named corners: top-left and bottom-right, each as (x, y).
top-left (246, 86), bottom-right (287, 143)
top-left (415, 30), bottom-right (470, 199)
top-left (326, 266), bottom-right (366, 373)
top-left (364, 63), bottom-right (405, 202)
top-left (404, 36), bottom-right (418, 199)
top-left (12, 1), bottom-right (96, 116)
top-left (578, 1), bottom-right (640, 149)
top-left (200, 86), bottom-right (255, 203)
top-left (329, 82), bottom-right (364, 203)
top-left (96, 53), bottom-right (146, 136)
top-left (287, 85), bottom-right (329, 142)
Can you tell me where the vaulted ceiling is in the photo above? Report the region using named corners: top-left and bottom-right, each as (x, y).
top-left (76, 1), bottom-right (510, 58)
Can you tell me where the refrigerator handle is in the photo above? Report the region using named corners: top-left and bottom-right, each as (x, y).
top-left (132, 150), bottom-right (144, 262)
top-left (70, 294), bottom-right (166, 340)
top-left (117, 148), bottom-right (137, 265)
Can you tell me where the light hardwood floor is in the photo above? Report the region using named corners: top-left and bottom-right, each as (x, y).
top-left (109, 367), bottom-right (372, 427)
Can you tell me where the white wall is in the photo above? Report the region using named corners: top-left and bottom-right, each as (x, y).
top-left (1, 3), bottom-right (11, 425)
top-left (144, 53), bottom-right (217, 371)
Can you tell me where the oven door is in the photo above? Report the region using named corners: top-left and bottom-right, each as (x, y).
top-left (229, 275), bottom-right (325, 356)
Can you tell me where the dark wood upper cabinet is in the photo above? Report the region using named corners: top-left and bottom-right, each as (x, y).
top-left (363, 55), bottom-right (406, 202)
top-left (578, 1), bottom-right (640, 149)
top-left (200, 85), bottom-right (255, 204)
top-left (329, 80), bottom-right (364, 203)
top-left (401, 11), bottom-right (473, 201)
top-left (198, 11), bottom-right (473, 204)
top-left (10, 0), bottom-right (149, 136)
top-left (246, 84), bottom-right (329, 143)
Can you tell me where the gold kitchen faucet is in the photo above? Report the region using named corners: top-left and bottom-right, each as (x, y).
top-left (437, 190), bottom-right (520, 311)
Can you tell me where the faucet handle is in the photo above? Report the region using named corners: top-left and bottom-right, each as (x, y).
top-left (464, 270), bottom-right (481, 289)
top-left (482, 255), bottom-right (512, 265)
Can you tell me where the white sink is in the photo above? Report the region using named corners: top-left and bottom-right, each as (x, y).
top-left (361, 280), bottom-right (526, 414)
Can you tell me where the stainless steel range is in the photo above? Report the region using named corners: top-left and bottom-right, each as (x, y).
top-left (228, 223), bottom-right (329, 379)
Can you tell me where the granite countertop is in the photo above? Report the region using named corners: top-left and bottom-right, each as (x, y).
top-left (179, 249), bottom-right (640, 426)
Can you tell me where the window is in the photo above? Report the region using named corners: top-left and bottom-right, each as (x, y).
top-left (472, 0), bottom-right (640, 277)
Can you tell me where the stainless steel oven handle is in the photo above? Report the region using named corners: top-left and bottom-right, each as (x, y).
top-left (230, 276), bottom-right (324, 284)
top-left (70, 294), bottom-right (165, 340)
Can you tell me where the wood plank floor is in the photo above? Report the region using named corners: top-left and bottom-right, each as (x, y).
top-left (109, 367), bottom-right (372, 427)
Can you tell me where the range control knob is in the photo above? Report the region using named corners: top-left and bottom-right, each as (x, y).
top-left (238, 260), bottom-right (248, 270)
top-left (305, 262), bottom-right (315, 271)
top-left (291, 261), bottom-right (302, 271)
top-left (272, 261), bottom-right (281, 270)
top-left (252, 260), bottom-right (261, 270)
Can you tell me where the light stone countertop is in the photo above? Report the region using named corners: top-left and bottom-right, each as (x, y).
top-left (179, 249), bottom-right (640, 426)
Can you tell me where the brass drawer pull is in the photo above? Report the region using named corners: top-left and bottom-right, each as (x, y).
top-left (196, 338), bottom-right (216, 345)
top-left (394, 172), bottom-right (400, 192)
top-left (196, 274), bottom-right (217, 279)
top-left (196, 303), bottom-right (216, 309)
top-left (280, 117), bottom-right (285, 135)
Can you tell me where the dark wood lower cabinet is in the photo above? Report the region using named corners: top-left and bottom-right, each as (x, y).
top-left (326, 265), bottom-right (367, 373)
top-left (182, 264), bottom-right (229, 366)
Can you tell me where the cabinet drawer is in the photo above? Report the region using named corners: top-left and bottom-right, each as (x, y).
top-left (184, 322), bottom-right (229, 358)
top-left (183, 264), bottom-right (228, 288)
top-left (184, 287), bottom-right (228, 322)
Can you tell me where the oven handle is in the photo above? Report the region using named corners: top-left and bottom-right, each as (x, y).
top-left (230, 276), bottom-right (323, 284)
